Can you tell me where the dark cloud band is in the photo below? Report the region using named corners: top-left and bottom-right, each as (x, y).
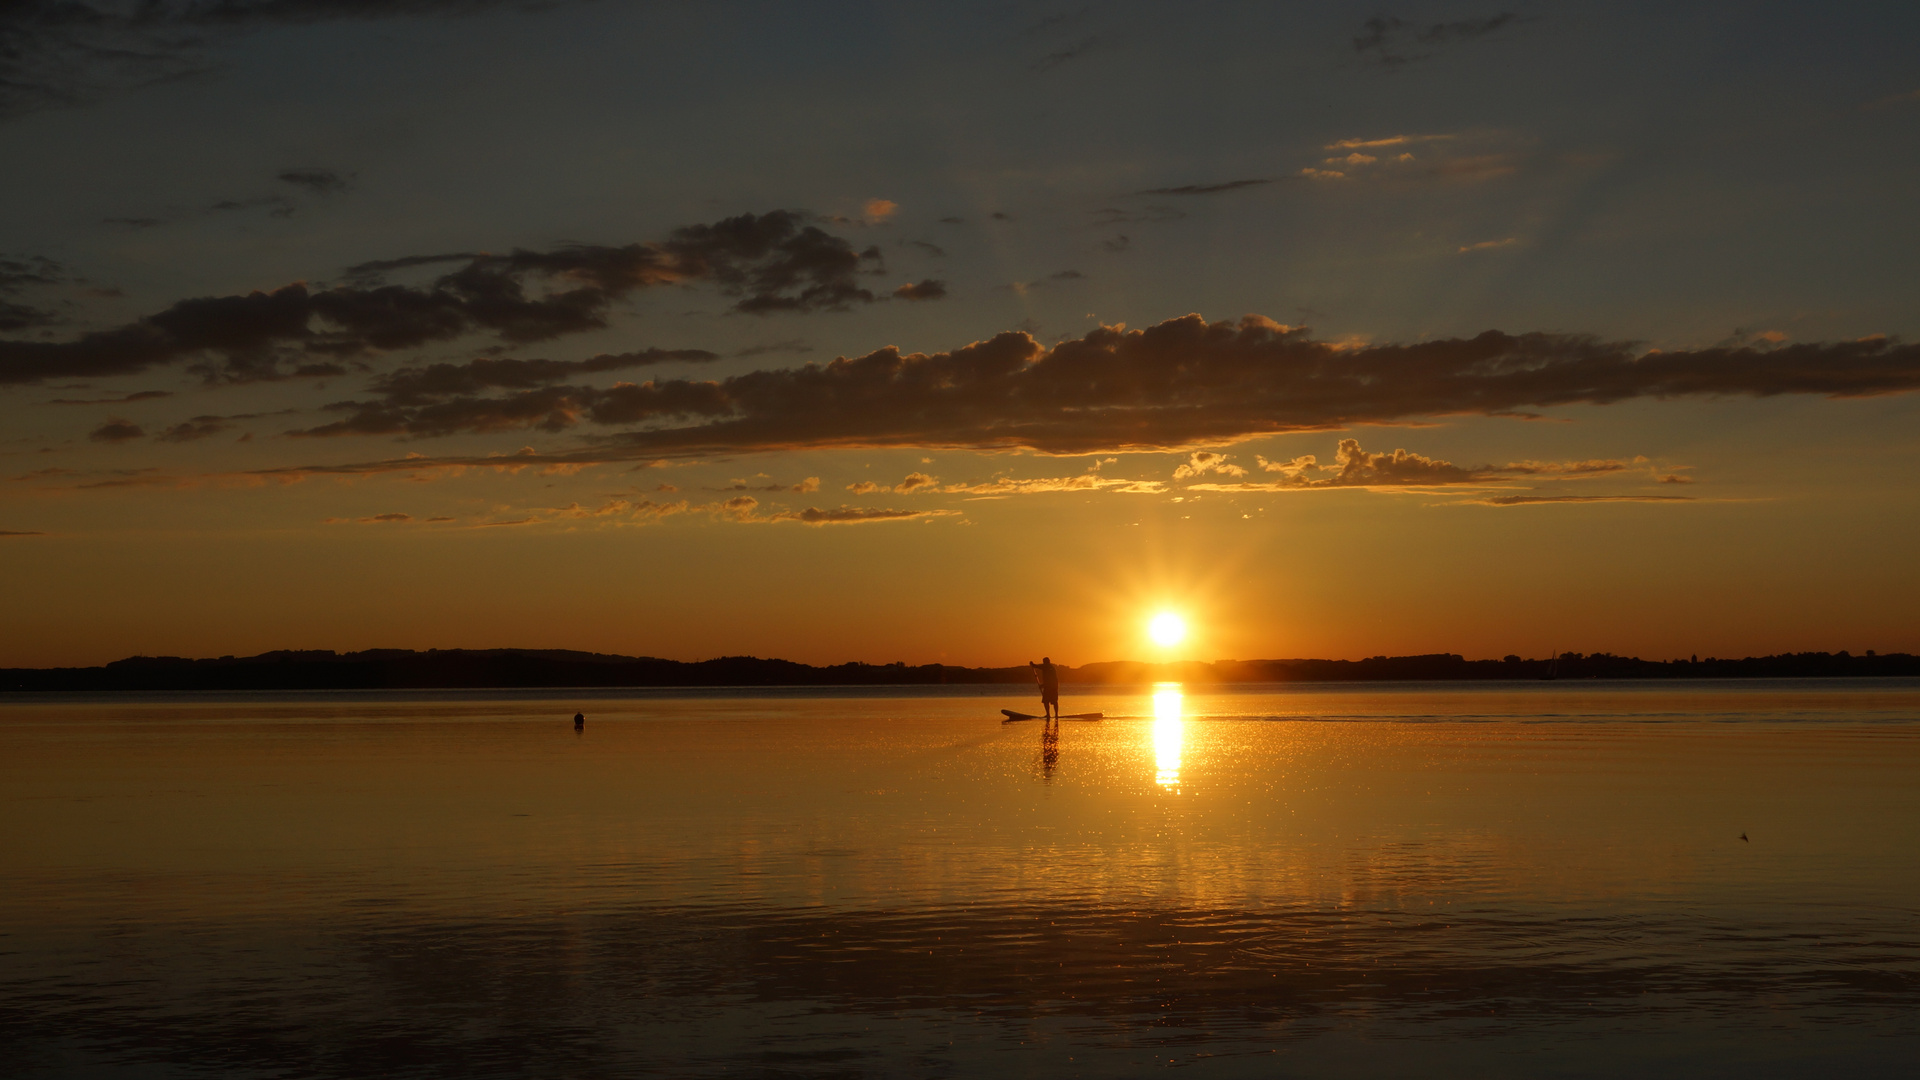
top-left (0, 211), bottom-right (888, 385)
top-left (290, 313), bottom-right (1920, 455)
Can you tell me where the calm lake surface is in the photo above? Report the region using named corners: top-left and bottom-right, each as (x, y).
top-left (4, 680), bottom-right (1919, 1078)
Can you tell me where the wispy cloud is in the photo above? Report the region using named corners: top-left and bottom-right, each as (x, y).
top-left (1465, 494), bottom-right (1696, 506)
top-left (1354, 12), bottom-right (1523, 67)
top-left (231, 314), bottom-right (1920, 465)
top-left (2, 211), bottom-right (886, 385)
top-left (1188, 438), bottom-right (1636, 492)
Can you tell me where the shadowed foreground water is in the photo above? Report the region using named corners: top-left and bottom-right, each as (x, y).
top-left (3, 681), bottom-right (1918, 1077)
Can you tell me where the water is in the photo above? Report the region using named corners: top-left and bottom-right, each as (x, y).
top-left (3, 680), bottom-right (1919, 1077)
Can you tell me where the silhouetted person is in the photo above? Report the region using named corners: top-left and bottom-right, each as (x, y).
top-left (573, 711), bottom-right (585, 732)
top-left (1030, 656), bottom-right (1059, 720)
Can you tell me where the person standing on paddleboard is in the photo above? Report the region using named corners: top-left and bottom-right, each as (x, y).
top-left (1030, 657), bottom-right (1060, 721)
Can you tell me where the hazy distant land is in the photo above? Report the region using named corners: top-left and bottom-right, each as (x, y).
top-left (3, 649), bottom-right (1915, 692)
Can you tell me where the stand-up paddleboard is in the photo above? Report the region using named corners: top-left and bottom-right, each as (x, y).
top-left (1002, 709), bottom-right (1103, 722)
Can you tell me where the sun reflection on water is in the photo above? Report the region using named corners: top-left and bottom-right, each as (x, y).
top-left (1152, 683), bottom-right (1183, 788)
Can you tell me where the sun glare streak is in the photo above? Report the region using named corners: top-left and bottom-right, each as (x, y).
top-left (1152, 683), bottom-right (1184, 788)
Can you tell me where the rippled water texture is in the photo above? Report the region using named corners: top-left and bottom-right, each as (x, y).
top-left (4, 680), bottom-right (1919, 1077)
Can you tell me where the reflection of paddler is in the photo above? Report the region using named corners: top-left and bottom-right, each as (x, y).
top-left (1029, 656), bottom-right (1060, 720)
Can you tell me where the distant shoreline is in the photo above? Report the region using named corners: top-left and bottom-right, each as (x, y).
top-left (3, 648), bottom-right (1915, 692)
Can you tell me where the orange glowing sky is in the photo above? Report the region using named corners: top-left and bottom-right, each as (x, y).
top-left (3, 2), bottom-right (1918, 667)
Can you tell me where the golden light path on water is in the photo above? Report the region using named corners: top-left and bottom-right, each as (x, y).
top-left (1152, 682), bottom-right (1184, 788)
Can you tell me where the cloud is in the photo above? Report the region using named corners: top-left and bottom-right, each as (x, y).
top-left (1326, 135), bottom-right (1456, 151)
top-left (88, 419), bottom-right (144, 443)
top-left (1189, 438), bottom-right (1637, 492)
top-left (367, 348), bottom-right (719, 403)
top-left (1139, 179), bottom-right (1278, 196)
top-left (1171, 451), bottom-right (1247, 479)
top-left (893, 279), bottom-right (948, 301)
top-left (0, 211), bottom-right (879, 384)
top-left (1467, 494), bottom-right (1695, 506)
top-left (894, 471), bottom-right (939, 493)
top-left (46, 390), bottom-right (173, 405)
top-left (472, 498), bottom-right (692, 528)
top-left (276, 168), bottom-right (353, 194)
top-left (712, 475), bottom-right (822, 494)
top-left (1090, 206), bottom-right (1184, 225)
top-left (1003, 270), bottom-right (1086, 296)
top-left (845, 480), bottom-right (881, 494)
top-left (766, 505), bottom-right (958, 525)
top-left (1354, 12), bottom-right (1521, 67)
top-left (211, 195), bottom-right (296, 219)
top-left (1037, 36), bottom-right (1100, 71)
top-left (936, 474), bottom-right (1163, 496)
top-left (863, 198), bottom-right (897, 221)
top-left (156, 417), bottom-right (233, 442)
top-left (735, 339), bottom-right (812, 358)
top-left (0, 530), bottom-right (45, 537)
top-left (0, 253), bottom-right (65, 331)
top-left (1101, 235), bottom-right (1132, 254)
top-left (360, 513), bottom-right (412, 523)
top-left (257, 315), bottom-right (1920, 461)
top-left (0, 254), bottom-right (64, 292)
top-left (1459, 238), bottom-right (1519, 253)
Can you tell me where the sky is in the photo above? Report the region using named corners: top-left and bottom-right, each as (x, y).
top-left (2, 0), bottom-right (1918, 669)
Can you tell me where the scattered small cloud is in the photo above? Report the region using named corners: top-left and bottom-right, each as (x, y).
top-left (908, 240), bottom-right (947, 258)
top-left (1188, 438), bottom-right (1639, 493)
top-left (1172, 451), bottom-right (1247, 479)
top-left (1037, 36), bottom-right (1100, 71)
top-left (1004, 270), bottom-right (1087, 295)
top-left (211, 195), bottom-right (297, 218)
top-left (767, 506), bottom-right (959, 525)
top-left (1354, 12), bottom-right (1522, 67)
top-left (1139, 178), bottom-right (1278, 196)
top-left (1459, 237), bottom-right (1519, 253)
top-left (1467, 494), bottom-right (1695, 506)
top-left (156, 417), bottom-right (232, 442)
top-left (1100, 234), bottom-right (1132, 254)
top-left (735, 339), bottom-right (812, 358)
top-left (276, 168), bottom-right (353, 195)
top-left (1327, 134), bottom-right (1457, 150)
top-left (88, 419), bottom-right (144, 443)
top-left (893, 279), bottom-right (948, 301)
top-left (1089, 205), bottom-right (1183, 225)
top-left (46, 390), bottom-right (173, 405)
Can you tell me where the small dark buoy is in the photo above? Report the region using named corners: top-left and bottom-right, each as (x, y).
top-left (1739, 832), bottom-right (1749, 842)
top-left (573, 711), bottom-right (585, 731)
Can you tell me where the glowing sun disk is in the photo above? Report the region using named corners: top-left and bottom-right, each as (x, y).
top-left (1148, 612), bottom-right (1188, 647)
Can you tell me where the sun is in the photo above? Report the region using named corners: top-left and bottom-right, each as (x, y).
top-left (1148, 612), bottom-right (1188, 647)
